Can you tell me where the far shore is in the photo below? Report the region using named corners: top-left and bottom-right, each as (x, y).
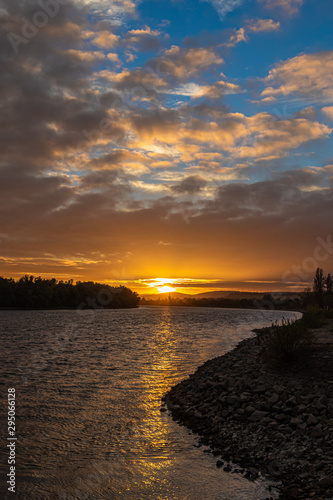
top-left (0, 304), bottom-right (303, 312)
top-left (0, 306), bottom-right (139, 311)
top-left (164, 318), bottom-right (333, 499)
top-left (140, 302), bottom-right (304, 311)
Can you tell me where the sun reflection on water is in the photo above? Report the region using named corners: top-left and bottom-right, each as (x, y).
top-left (0, 307), bottom-right (297, 499)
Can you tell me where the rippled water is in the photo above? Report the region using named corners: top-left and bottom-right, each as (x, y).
top-left (0, 306), bottom-right (300, 499)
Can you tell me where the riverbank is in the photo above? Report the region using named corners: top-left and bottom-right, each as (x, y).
top-left (164, 318), bottom-right (333, 499)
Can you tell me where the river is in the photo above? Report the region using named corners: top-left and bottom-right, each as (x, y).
top-left (0, 306), bottom-right (301, 499)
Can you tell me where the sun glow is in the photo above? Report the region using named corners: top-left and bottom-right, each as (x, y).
top-left (147, 278), bottom-right (177, 294)
top-left (137, 277), bottom-right (225, 295)
top-left (156, 285), bottom-right (176, 293)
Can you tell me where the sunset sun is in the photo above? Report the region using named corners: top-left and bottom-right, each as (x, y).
top-left (156, 285), bottom-right (177, 294)
top-left (149, 278), bottom-right (177, 294)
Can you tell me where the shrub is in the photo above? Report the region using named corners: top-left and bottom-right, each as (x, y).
top-left (301, 308), bottom-right (326, 328)
top-left (260, 318), bottom-right (315, 364)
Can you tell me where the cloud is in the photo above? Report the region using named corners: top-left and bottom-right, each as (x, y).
top-left (91, 31), bottom-right (119, 49)
top-left (165, 83), bottom-right (207, 97)
top-left (127, 26), bottom-right (160, 36)
top-left (164, 80), bottom-right (241, 98)
top-left (259, 0), bottom-right (303, 14)
top-left (77, 0), bottom-right (139, 24)
top-left (130, 106), bottom-right (331, 162)
top-left (96, 68), bottom-right (167, 102)
top-left (107, 53), bottom-right (122, 65)
top-left (148, 46), bottom-right (223, 81)
top-left (224, 28), bottom-right (247, 47)
top-left (0, 0), bottom-right (131, 182)
top-left (125, 51), bottom-right (137, 62)
top-left (200, 80), bottom-right (243, 98)
top-left (63, 49), bottom-right (106, 62)
top-left (203, 0), bottom-right (244, 19)
top-left (0, 0), bottom-right (332, 285)
top-left (247, 18), bottom-right (280, 32)
top-left (236, 114), bottom-right (331, 161)
top-left (171, 175), bottom-right (207, 194)
top-left (322, 107), bottom-right (333, 120)
top-left (123, 25), bottom-right (162, 52)
top-left (1, 165), bottom-right (333, 284)
top-left (261, 51), bottom-right (333, 103)
top-left (183, 20), bottom-right (279, 51)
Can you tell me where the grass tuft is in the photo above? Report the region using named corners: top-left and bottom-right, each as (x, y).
top-left (258, 317), bottom-right (315, 364)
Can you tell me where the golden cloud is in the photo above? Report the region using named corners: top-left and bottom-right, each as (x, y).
top-left (322, 107), bottom-right (333, 120)
top-left (259, 0), bottom-right (303, 14)
top-left (262, 51), bottom-right (333, 103)
top-left (129, 108), bottom-right (331, 162)
top-left (127, 26), bottom-right (160, 36)
top-left (64, 50), bottom-right (106, 62)
top-left (155, 46), bottom-right (223, 80)
top-left (91, 31), bottom-right (119, 49)
top-left (247, 18), bottom-right (280, 32)
top-left (97, 69), bottom-right (167, 89)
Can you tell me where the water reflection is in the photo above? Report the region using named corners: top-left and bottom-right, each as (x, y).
top-left (0, 307), bottom-right (300, 499)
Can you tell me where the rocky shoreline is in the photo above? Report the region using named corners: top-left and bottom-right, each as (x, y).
top-left (163, 320), bottom-right (333, 499)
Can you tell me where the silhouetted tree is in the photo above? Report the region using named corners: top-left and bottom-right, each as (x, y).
top-left (324, 273), bottom-right (333, 309)
top-left (0, 276), bottom-right (140, 309)
top-left (326, 273), bottom-right (333, 294)
top-left (313, 268), bottom-right (325, 307)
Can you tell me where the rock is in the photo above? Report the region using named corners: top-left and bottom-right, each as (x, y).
top-left (311, 424), bottom-right (324, 437)
top-left (249, 410), bottom-right (269, 421)
top-left (290, 417), bottom-right (303, 426)
top-left (240, 392), bottom-right (250, 401)
top-left (254, 385), bottom-right (267, 394)
top-left (273, 385), bottom-right (286, 395)
top-left (216, 460), bottom-right (224, 468)
top-left (299, 472), bottom-right (308, 479)
top-left (245, 467), bottom-right (259, 480)
top-left (296, 404), bottom-right (307, 414)
top-left (319, 476), bottom-right (333, 489)
top-left (267, 393), bottom-right (279, 405)
top-left (307, 414), bottom-right (319, 426)
top-left (268, 461), bottom-right (284, 478)
top-left (226, 396), bottom-right (238, 405)
top-left (168, 403), bottom-right (181, 411)
top-left (223, 465), bottom-right (232, 472)
top-left (288, 487), bottom-right (302, 498)
top-left (274, 413), bottom-right (288, 422)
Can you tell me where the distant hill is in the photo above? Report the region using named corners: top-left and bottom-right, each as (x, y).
top-left (141, 290), bottom-right (301, 300)
top-left (193, 291), bottom-right (265, 300)
top-left (141, 290), bottom-right (265, 300)
top-left (142, 292), bottom-right (190, 300)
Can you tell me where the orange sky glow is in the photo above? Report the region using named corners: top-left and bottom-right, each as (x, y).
top-left (0, 0), bottom-right (332, 296)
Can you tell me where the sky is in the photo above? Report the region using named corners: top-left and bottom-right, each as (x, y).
top-left (0, 0), bottom-right (332, 295)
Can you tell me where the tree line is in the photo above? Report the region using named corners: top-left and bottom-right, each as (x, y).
top-left (303, 268), bottom-right (333, 309)
top-left (141, 269), bottom-right (333, 311)
top-left (141, 295), bottom-right (302, 310)
top-left (0, 275), bottom-right (140, 309)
